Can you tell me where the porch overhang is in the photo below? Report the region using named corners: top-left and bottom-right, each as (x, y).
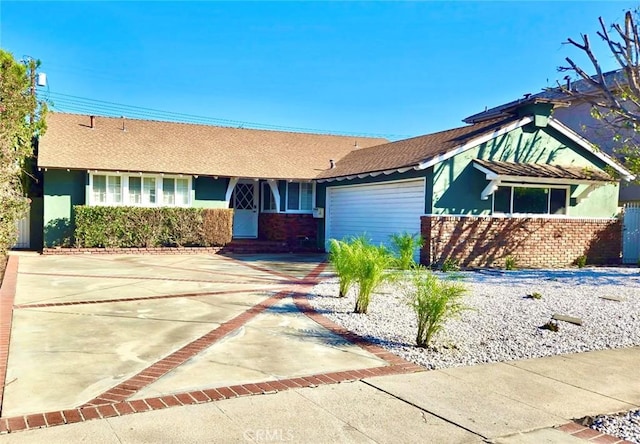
top-left (472, 159), bottom-right (614, 201)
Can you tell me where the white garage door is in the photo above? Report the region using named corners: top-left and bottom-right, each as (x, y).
top-left (325, 178), bottom-right (426, 250)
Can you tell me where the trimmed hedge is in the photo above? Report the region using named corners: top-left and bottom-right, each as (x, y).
top-left (74, 206), bottom-right (233, 248)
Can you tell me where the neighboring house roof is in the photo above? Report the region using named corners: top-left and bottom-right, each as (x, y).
top-left (464, 70), bottom-right (625, 124)
top-left (316, 115), bottom-right (522, 180)
top-left (473, 159), bottom-right (612, 182)
top-left (37, 113), bottom-right (388, 180)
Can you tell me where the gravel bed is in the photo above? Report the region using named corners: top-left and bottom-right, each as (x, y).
top-left (591, 409), bottom-right (640, 444)
top-left (310, 267), bottom-right (640, 442)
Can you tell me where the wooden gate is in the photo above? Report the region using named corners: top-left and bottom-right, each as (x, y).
top-left (623, 203), bottom-right (640, 264)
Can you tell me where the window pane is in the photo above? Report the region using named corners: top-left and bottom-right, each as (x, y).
top-left (163, 178), bottom-right (175, 205)
top-left (301, 183), bottom-right (313, 211)
top-left (93, 175), bottom-right (107, 204)
top-left (262, 183), bottom-right (275, 211)
top-left (129, 177), bottom-right (142, 204)
top-left (513, 187), bottom-right (547, 214)
top-left (143, 177), bottom-right (156, 204)
top-left (176, 178), bottom-right (189, 205)
top-left (550, 188), bottom-right (567, 215)
top-left (287, 183), bottom-right (300, 210)
top-left (107, 176), bottom-right (121, 203)
top-left (493, 187), bottom-right (511, 213)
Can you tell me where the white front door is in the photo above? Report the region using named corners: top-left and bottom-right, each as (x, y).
top-left (232, 181), bottom-right (259, 238)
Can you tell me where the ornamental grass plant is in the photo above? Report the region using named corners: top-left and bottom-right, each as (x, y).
top-left (407, 267), bottom-right (468, 347)
top-left (389, 232), bottom-right (424, 270)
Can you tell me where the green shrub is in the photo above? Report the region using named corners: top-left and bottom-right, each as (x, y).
top-left (504, 256), bottom-right (517, 270)
top-left (74, 206), bottom-right (233, 248)
top-left (328, 238), bottom-right (357, 297)
top-left (575, 255), bottom-right (587, 268)
top-left (203, 209), bottom-right (233, 246)
top-left (389, 232), bottom-right (424, 270)
top-left (441, 257), bottom-right (460, 272)
top-left (406, 268), bottom-right (468, 348)
top-left (352, 239), bottom-right (395, 314)
top-left (328, 235), bottom-right (395, 312)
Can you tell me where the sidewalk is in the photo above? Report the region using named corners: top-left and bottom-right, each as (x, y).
top-left (1, 346), bottom-right (637, 443)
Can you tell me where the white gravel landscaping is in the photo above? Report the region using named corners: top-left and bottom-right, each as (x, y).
top-left (591, 409), bottom-right (640, 444)
top-left (310, 267), bottom-right (640, 369)
top-left (310, 266), bottom-right (640, 443)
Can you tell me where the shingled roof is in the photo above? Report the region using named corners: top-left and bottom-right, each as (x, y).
top-left (315, 115), bottom-right (520, 180)
top-left (37, 113), bottom-right (388, 180)
top-left (464, 70), bottom-right (625, 124)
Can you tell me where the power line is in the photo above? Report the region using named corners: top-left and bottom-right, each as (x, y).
top-left (38, 90), bottom-right (410, 140)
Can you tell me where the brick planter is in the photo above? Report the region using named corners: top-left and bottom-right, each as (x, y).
top-left (421, 215), bottom-right (622, 268)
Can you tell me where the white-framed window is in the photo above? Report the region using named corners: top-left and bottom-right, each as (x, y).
top-left (89, 172), bottom-right (191, 207)
top-left (492, 184), bottom-right (568, 215)
top-left (286, 181), bottom-right (314, 213)
top-left (162, 177), bottom-right (189, 206)
top-left (261, 182), bottom-right (277, 212)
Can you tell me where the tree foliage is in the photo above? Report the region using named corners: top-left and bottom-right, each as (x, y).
top-left (0, 50), bottom-right (47, 253)
top-left (560, 9), bottom-right (640, 177)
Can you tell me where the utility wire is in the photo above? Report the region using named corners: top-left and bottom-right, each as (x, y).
top-left (38, 90), bottom-right (409, 140)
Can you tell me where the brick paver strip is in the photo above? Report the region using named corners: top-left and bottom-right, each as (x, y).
top-left (0, 255), bottom-right (18, 417)
top-left (14, 287), bottom-right (284, 310)
top-left (0, 259), bottom-right (431, 435)
top-left (25, 414), bottom-right (46, 429)
top-left (557, 421), bottom-right (634, 444)
top-left (19, 271), bottom-right (291, 286)
top-left (80, 263), bottom-right (328, 408)
top-left (62, 409), bottom-right (82, 424)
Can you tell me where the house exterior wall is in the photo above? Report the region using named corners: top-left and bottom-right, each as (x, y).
top-left (43, 169), bottom-right (87, 247)
top-left (421, 215), bottom-right (621, 268)
top-left (257, 213), bottom-right (319, 250)
top-left (431, 123), bottom-right (620, 217)
top-left (193, 177), bottom-right (228, 208)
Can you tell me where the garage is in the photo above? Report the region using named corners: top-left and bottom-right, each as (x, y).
top-left (325, 178), bottom-right (426, 250)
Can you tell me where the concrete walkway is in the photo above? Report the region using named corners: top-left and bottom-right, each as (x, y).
top-left (1, 253), bottom-right (638, 443)
top-left (0, 346), bottom-right (638, 443)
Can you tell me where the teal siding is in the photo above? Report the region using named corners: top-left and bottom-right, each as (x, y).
top-left (431, 123), bottom-right (619, 217)
top-left (193, 177), bottom-right (228, 208)
top-left (43, 169), bottom-right (87, 247)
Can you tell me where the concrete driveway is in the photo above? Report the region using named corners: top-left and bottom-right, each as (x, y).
top-left (1, 253), bottom-right (417, 420)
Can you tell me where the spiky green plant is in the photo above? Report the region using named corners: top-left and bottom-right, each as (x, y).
top-left (407, 268), bottom-right (468, 347)
top-left (328, 238), bottom-right (357, 297)
top-left (504, 256), bottom-right (517, 270)
top-left (352, 241), bottom-right (395, 314)
top-left (389, 232), bottom-right (424, 270)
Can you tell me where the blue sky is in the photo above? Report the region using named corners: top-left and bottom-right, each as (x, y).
top-left (1, 1), bottom-right (637, 140)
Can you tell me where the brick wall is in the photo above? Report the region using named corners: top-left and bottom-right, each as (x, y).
top-left (258, 213), bottom-right (319, 251)
top-left (421, 215), bottom-right (622, 268)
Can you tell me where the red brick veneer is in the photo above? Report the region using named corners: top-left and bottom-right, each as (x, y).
top-left (421, 215), bottom-right (622, 268)
top-left (42, 246), bottom-right (223, 255)
top-left (258, 213), bottom-right (319, 251)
